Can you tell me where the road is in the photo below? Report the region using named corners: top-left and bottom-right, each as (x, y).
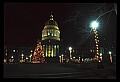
top-left (4, 63), bottom-right (116, 79)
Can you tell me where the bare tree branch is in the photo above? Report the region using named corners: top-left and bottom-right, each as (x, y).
top-left (114, 3), bottom-right (117, 15)
top-left (81, 29), bottom-right (92, 44)
top-left (96, 8), bottom-right (115, 21)
top-left (74, 9), bottom-right (81, 28)
top-left (106, 7), bottom-right (114, 24)
top-left (94, 3), bottom-right (105, 11)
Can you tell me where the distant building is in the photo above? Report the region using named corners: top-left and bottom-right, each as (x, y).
top-left (4, 46), bottom-right (34, 63)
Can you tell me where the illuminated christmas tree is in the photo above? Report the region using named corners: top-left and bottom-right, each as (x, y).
top-left (32, 39), bottom-right (45, 63)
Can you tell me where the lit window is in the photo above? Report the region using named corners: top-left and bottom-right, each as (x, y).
top-left (56, 32), bottom-right (58, 37)
top-left (44, 31), bottom-right (47, 36)
top-left (54, 31), bottom-right (56, 36)
top-left (90, 50), bottom-right (92, 52)
top-left (55, 32), bottom-right (57, 36)
top-left (48, 30), bottom-right (50, 35)
top-left (57, 45), bottom-right (59, 48)
top-left (51, 31), bottom-right (53, 36)
top-left (58, 32), bottom-right (60, 37)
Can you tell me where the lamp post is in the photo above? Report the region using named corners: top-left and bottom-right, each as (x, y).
top-left (29, 54), bottom-right (32, 63)
top-left (59, 56), bottom-right (61, 63)
top-left (61, 54), bottom-right (64, 63)
top-left (90, 21), bottom-right (104, 69)
top-left (109, 51), bottom-right (112, 62)
top-left (90, 21), bottom-right (101, 62)
top-left (69, 47), bottom-right (72, 60)
top-left (21, 54), bottom-right (24, 63)
top-left (11, 56), bottom-right (14, 63)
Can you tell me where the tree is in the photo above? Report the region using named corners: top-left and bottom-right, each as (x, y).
top-left (32, 39), bottom-right (45, 63)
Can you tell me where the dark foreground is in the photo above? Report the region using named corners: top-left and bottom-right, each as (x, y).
top-left (4, 62), bottom-right (116, 79)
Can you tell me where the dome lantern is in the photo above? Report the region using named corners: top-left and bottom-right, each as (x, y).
top-left (50, 12), bottom-right (53, 20)
top-left (45, 13), bottom-right (58, 26)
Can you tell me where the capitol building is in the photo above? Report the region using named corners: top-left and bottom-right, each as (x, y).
top-left (42, 13), bottom-right (60, 58)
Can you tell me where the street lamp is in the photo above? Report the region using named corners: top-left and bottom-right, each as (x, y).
top-left (11, 56), bottom-right (14, 59)
top-left (61, 54), bottom-right (64, 63)
top-left (109, 51), bottom-right (112, 55)
top-left (69, 47), bottom-right (72, 60)
top-left (29, 54), bottom-right (32, 63)
top-left (109, 51), bottom-right (112, 62)
top-left (90, 21), bottom-right (104, 69)
top-left (21, 54), bottom-right (24, 63)
top-left (90, 21), bottom-right (99, 29)
top-left (59, 56), bottom-right (61, 63)
top-left (90, 21), bottom-right (101, 62)
top-left (11, 56), bottom-right (14, 63)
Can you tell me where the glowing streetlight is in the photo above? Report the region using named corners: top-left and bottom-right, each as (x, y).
top-left (30, 50), bottom-right (33, 53)
top-left (59, 56), bottom-right (61, 63)
top-left (109, 51), bottom-right (112, 55)
top-left (21, 54), bottom-right (24, 57)
top-left (11, 56), bottom-right (14, 59)
top-left (69, 47), bottom-right (72, 59)
top-left (90, 21), bottom-right (99, 29)
top-left (69, 47), bottom-right (72, 51)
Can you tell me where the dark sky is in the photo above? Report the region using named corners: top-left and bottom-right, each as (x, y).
top-left (4, 3), bottom-right (116, 49)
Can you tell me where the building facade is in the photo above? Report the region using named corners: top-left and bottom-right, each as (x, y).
top-left (4, 46), bottom-right (34, 63)
top-left (41, 13), bottom-right (60, 62)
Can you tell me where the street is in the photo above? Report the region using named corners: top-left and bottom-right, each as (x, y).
top-left (4, 63), bottom-right (116, 79)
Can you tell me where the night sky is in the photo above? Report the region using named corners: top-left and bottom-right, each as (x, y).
top-left (4, 3), bottom-right (116, 50)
